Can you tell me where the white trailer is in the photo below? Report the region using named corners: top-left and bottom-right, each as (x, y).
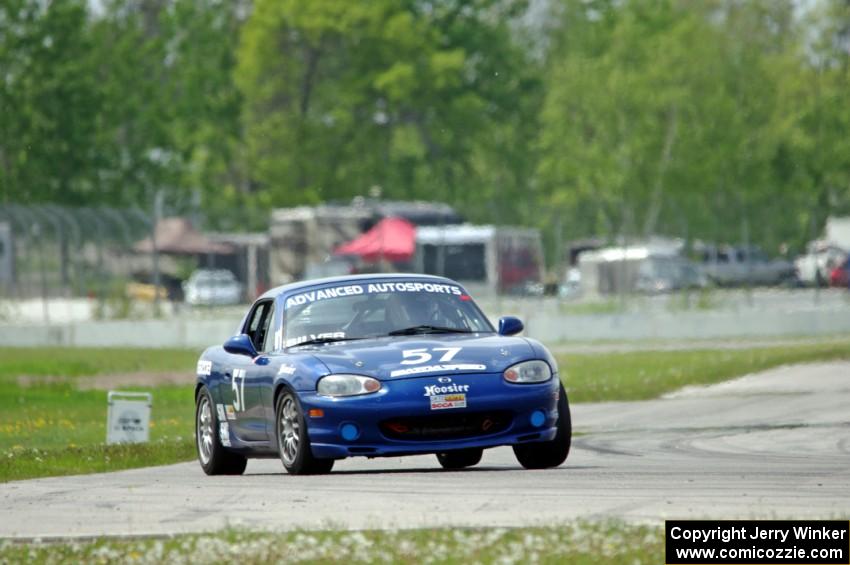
top-left (414, 225), bottom-right (544, 296)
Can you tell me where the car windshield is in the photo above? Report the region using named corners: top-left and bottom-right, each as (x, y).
top-left (282, 280), bottom-right (493, 347)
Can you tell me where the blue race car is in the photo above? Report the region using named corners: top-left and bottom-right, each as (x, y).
top-left (194, 274), bottom-right (570, 475)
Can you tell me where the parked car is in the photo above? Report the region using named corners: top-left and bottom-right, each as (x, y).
top-left (183, 269), bottom-right (243, 306)
top-left (829, 255), bottom-right (850, 288)
top-left (126, 281), bottom-right (168, 302)
top-left (795, 241), bottom-right (847, 287)
top-left (697, 245), bottom-right (796, 287)
top-left (193, 274), bottom-right (570, 475)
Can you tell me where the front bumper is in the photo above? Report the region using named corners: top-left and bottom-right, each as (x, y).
top-left (299, 372), bottom-right (561, 459)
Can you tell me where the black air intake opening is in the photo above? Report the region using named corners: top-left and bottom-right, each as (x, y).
top-left (380, 411), bottom-right (512, 441)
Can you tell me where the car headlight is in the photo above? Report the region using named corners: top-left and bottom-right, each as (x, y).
top-left (503, 360), bottom-right (552, 384)
top-left (317, 374), bottom-right (382, 397)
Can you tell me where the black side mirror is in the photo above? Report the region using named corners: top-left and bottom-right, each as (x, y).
top-left (224, 334), bottom-right (258, 357)
top-left (498, 316), bottom-right (524, 336)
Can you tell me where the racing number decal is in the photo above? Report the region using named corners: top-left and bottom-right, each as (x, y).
top-left (232, 369), bottom-right (246, 412)
top-left (400, 347), bottom-right (462, 365)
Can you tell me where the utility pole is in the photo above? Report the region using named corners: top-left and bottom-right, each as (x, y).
top-left (32, 223), bottom-right (49, 324)
top-left (152, 190), bottom-right (163, 315)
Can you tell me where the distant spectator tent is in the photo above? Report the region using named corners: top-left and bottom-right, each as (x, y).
top-left (334, 217), bottom-right (416, 263)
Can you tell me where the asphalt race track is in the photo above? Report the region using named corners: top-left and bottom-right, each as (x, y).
top-left (2, 362), bottom-right (848, 539)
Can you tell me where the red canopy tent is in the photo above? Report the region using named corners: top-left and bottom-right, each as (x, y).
top-left (334, 217), bottom-right (416, 262)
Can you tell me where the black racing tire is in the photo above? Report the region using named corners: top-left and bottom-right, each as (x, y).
top-left (195, 386), bottom-right (247, 476)
top-left (513, 383), bottom-right (571, 470)
top-left (436, 448), bottom-right (483, 470)
top-left (276, 390), bottom-right (334, 475)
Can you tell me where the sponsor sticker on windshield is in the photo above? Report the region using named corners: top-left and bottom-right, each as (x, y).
top-left (285, 332), bottom-right (345, 347)
top-left (284, 282), bottom-right (463, 309)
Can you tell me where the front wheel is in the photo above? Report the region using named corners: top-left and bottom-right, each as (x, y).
top-left (436, 448), bottom-right (483, 470)
top-left (513, 383), bottom-right (571, 470)
top-left (195, 387), bottom-right (247, 476)
top-left (276, 390), bottom-right (334, 475)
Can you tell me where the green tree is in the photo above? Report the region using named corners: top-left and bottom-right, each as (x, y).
top-left (778, 0), bottom-right (850, 248)
top-left (0, 0), bottom-right (102, 205)
top-left (88, 0), bottom-right (245, 220)
top-left (236, 0), bottom-right (539, 222)
top-left (538, 0), bottom-right (811, 254)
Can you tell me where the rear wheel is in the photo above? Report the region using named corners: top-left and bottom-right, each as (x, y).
top-left (513, 383), bottom-right (571, 470)
top-left (276, 390), bottom-right (334, 475)
top-left (436, 448), bottom-right (483, 470)
top-left (195, 387), bottom-right (247, 475)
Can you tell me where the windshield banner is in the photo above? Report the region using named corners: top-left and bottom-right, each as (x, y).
top-left (285, 282), bottom-right (463, 309)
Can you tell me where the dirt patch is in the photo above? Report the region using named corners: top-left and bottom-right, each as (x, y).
top-left (16, 372), bottom-right (195, 390)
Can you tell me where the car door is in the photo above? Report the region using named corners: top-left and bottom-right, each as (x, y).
top-left (226, 299), bottom-right (275, 442)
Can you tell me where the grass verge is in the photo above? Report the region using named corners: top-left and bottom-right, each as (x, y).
top-left (0, 347), bottom-right (198, 483)
top-left (557, 339), bottom-right (850, 402)
top-left (0, 522), bottom-right (664, 564)
top-left (0, 347), bottom-right (199, 380)
top-left (0, 440), bottom-right (195, 483)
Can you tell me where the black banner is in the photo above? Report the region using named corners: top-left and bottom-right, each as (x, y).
top-left (666, 520), bottom-right (849, 564)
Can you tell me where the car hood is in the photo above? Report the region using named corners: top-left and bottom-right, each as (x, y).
top-left (306, 334), bottom-right (536, 381)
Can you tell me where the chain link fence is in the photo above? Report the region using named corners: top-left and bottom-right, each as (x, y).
top-left (0, 202), bottom-right (847, 326)
top-left (0, 204), bottom-right (157, 317)
top-left (0, 203), bottom-right (273, 323)
top-left (0, 205), bottom-right (168, 321)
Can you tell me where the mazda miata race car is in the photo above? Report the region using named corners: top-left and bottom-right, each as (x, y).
top-left (194, 274), bottom-right (571, 475)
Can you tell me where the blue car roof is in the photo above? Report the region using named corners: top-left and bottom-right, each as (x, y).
top-left (258, 273), bottom-right (462, 301)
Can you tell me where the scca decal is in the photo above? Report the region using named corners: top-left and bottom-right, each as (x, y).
top-left (430, 394), bottom-right (467, 410)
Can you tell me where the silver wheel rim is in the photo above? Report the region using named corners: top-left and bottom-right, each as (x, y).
top-left (279, 396), bottom-right (301, 466)
top-left (197, 396), bottom-right (214, 465)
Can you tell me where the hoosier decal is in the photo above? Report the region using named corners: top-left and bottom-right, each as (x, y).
top-left (423, 383), bottom-right (470, 396)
